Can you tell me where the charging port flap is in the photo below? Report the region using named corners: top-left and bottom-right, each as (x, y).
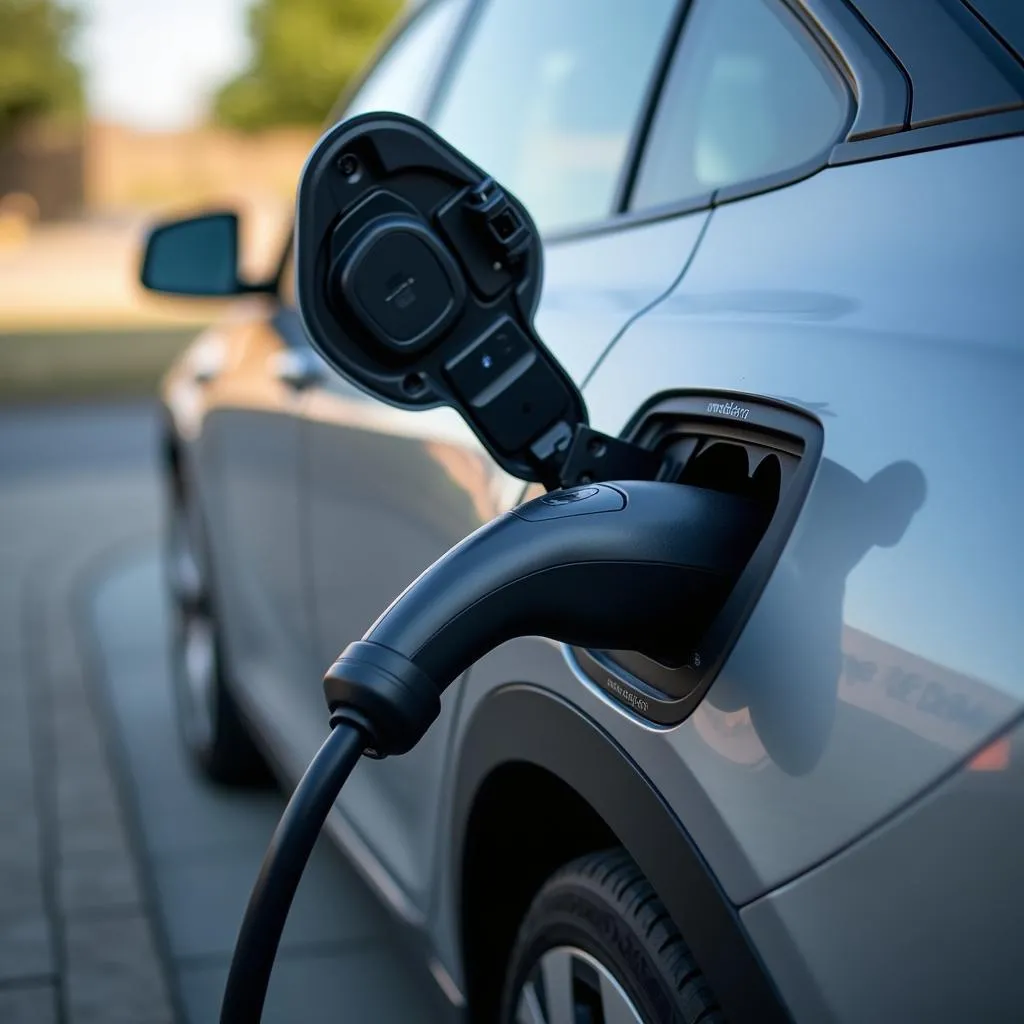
top-left (295, 112), bottom-right (594, 487)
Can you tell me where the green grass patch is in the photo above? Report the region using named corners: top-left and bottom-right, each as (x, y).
top-left (0, 327), bottom-right (202, 403)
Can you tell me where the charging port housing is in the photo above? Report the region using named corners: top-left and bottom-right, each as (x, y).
top-left (572, 392), bottom-right (823, 726)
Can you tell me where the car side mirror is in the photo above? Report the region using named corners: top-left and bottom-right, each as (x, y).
top-left (140, 211), bottom-right (244, 297)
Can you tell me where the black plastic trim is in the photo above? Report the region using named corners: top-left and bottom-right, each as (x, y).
top-left (572, 392), bottom-right (823, 726)
top-left (830, 106), bottom-right (1024, 164)
top-left (423, 0), bottom-right (484, 124)
top-left (711, 151), bottom-right (835, 207)
top-left (794, 0), bottom-right (909, 137)
top-left (622, 0), bottom-right (852, 223)
top-left (962, 0), bottom-right (1024, 70)
top-left (452, 685), bottom-right (790, 1024)
top-left (541, 192), bottom-right (714, 247)
top-left (850, 0), bottom-right (1024, 127)
top-left (611, 0), bottom-right (694, 216)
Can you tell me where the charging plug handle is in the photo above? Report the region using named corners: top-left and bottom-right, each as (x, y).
top-left (324, 479), bottom-right (766, 757)
top-left (221, 479), bottom-right (765, 1023)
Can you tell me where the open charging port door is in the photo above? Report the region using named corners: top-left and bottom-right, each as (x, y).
top-left (295, 112), bottom-right (598, 488)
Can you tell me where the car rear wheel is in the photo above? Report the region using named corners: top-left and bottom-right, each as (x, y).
top-left (166, 483), bottom-right (270, 787)
top-left (501, 849), bottom-right (722, 1024)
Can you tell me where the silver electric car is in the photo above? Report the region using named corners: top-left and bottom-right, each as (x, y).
top-left (145, 0), bottom-right (1024, 1020)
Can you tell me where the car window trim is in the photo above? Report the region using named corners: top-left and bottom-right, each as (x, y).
top-left (423, 0), bottom-right (486, 123)
top-left (792, 0), bottom-right (908, 138)
top-left (610, 0), bottom-right (693, 215)
top-left (550, 0), bottom-right (856, 246)
top-left (624, 0), bottom-right (853, 218)
top-left (830, 105), bottom-right (1024, 164)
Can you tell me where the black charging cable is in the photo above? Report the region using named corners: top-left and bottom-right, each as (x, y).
top-left (219, 480), bottom-right (764, 1022)
top-left (219, 720), bottom-right (367, 1023)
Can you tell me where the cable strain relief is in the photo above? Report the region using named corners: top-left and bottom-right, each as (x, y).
top-left (323, 641), bottom-right (441, 758)
top-left (327, 707), bottom-right (379, 756)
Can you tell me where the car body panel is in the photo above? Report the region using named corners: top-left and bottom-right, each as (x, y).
top-left (741, 712), bottom-right (1024, 1022)
top-left (574, 135), bottom-right (1024, 901)
top-left (438, 679), bottom-right (790, 1024)
top-left (160, 303), bottom-right (323, 734)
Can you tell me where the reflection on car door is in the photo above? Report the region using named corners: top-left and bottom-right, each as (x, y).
top-left (579, 0), bottom-right (1024, 902)
top-left (197, 305), bottom-right (321, 739)
top-left (299, 0), bottom-right (718, 916)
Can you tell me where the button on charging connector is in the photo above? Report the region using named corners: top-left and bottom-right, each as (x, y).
top-left (513, 484), bottom-right (626, 521)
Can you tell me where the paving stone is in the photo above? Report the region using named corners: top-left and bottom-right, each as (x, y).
top-left (177, 944), bottom-right (446, 1024)
top-left (64, 912), bottom-right (174, 1024)
top-left (0, 912), bottom-right (55, 983)
top-left (57, 795), bottom-right (133, 859)
top-left (0, 590), bottom-right (26, 659)
top-left (59, 850), bottom-right (142, 915)
top-left (0, 406), bottom-right (174, 1024)
top-left (55, 760), bottom-right (123, 830)
top-left (0, 664), bottom-right (32, 729)
top-left (0, 827), bottom-right (46, 917)
top-left (0, 718), bottom-right (33, 774)
top-left (0, 982), bottom-right (58, 1024)
top-left (0, 765), bottom-right (36, 827)
top-left (153, 839), bottom-right (387, 961)
top-left (1, 405), bottom-right (451, 1024)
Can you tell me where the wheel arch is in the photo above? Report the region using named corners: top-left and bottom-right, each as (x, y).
top-left (451, 684), bottom-right (788, 1024)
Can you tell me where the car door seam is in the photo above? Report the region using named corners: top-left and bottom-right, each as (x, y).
top-left (581, 207), bottom-right (715, 391)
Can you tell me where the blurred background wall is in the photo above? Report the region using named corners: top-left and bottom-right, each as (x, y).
top-left (0, 0), bottom-right (402, 401)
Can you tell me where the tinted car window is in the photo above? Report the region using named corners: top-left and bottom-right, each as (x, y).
top-left (280, 0), bottom-right (468, 307)
top-left (631, 0), bottom-right (848, 212)
top-left (431, 0), bottom-right (677, 234)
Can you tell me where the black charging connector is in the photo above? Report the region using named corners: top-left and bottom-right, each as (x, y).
top-left (220, 479), bottom-right (766, 1023)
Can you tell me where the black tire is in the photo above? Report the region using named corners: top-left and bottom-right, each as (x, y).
top-left (165, 474), bottom-right (271, 787)
top-left (501, 849), bottom-right (723, 1024)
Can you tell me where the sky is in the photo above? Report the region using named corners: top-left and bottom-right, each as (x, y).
top-left (75, 0), bottom-right (253, 130)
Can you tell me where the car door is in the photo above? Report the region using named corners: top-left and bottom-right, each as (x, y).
top-left (192, 292), bottom-right (324, 733)
top-left (300, 0), bottom-right (716, 912)
top-left (572, 0), bottom-right (1024, 913)
top-left (218, 0), bottom-right (473, 768)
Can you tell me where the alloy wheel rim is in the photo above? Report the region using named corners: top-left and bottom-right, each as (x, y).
top-left (516, 946), bottom-right (644, 1024)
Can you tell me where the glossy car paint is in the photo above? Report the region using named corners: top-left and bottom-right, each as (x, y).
top-left (742, 714), bottom-right (1024, 1021)
top-left (156, 0), bottom-right (1024, 1019)
top-left (420, 137), bottom-right (1024, 1003)
top-left (576, 135), bottom-right (1024, 900)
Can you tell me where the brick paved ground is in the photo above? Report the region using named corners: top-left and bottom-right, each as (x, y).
top-left (0, 417), bottom-right (174, 1023)
top-left (0, 402), bottom-right (448, 1023)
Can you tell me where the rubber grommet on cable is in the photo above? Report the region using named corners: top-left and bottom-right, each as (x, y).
top-left (323, 640), bottom-right (441, 757)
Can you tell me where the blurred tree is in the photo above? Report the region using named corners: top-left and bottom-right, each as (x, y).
top-left (214, 0), bottom-right (403, 130)
top-left (0, 0), bottom-right (82, 139)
